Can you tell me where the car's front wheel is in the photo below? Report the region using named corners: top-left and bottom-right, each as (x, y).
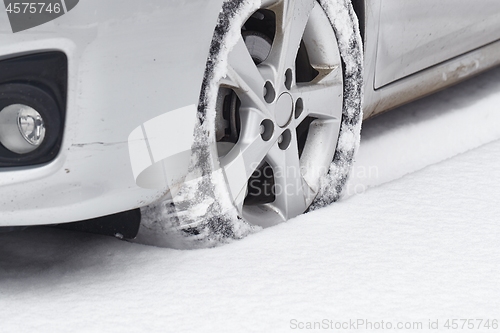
top-left (213, 0), bottom-right (349, 227)
top-left (139, 0), bottom-right (363, 247)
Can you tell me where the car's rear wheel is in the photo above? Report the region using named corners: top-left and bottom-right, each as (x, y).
top-left (212, 0), bottom-right (353, 227)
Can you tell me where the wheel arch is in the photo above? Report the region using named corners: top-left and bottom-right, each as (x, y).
top-left (350, 0), bottom-right (366, 43)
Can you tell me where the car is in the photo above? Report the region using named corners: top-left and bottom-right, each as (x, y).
top-left (1, 0), bottom-right (500, 244)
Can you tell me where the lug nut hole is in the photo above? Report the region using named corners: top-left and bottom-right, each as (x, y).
top-left (264, 81), bottom-right (275, 103)
top-left (295, 98), bottom-right (304, 119)
top-left (260, 119), bottom-right (274, 141)
top-left (278, 129), bottom-right (291, 150)
top-left (285, 68), bottom-right (293, 90)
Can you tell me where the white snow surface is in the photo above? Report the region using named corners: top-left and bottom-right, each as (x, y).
top-left (1, 66), bottom-right (500, 332)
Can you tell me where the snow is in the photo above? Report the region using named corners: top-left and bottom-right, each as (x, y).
top-left (1, 64), bottom-right (500, 332)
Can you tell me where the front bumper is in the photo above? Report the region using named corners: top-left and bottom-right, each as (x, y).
top-left (0, 0), bottom-right (224, 226)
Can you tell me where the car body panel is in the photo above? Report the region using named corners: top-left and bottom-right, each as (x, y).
top-left (375, 0), bottom-right (500, 89)
top-left (362, 0), bottom-right (500, 118)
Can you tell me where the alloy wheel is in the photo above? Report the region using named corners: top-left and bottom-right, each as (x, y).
top-left (215, 0), bottom-right (343, 227)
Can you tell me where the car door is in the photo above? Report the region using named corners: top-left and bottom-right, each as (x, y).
top-left (374, 0), bottom-right (500, 88)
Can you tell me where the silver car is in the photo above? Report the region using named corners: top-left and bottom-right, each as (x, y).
top-left (1, 0), bottom-right (499, 242)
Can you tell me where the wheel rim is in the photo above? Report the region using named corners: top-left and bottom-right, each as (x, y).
top-left (215, 0), bottom-right (343, 227)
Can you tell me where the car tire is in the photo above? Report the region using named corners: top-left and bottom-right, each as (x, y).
top-left (139, 0), bottom-right (363, 248)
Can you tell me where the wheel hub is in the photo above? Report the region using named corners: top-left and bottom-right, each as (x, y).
top-left (274, 92), bottom-right (293, 128)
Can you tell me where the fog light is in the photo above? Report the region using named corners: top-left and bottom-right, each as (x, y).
top-left (0, 104), bottom-right (46, 154)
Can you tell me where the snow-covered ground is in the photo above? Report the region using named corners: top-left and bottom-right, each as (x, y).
top-left (1, 66), bottom-right (500, 333)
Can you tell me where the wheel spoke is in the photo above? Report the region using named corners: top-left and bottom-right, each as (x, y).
top-left (226, 36), bottom-right (269, 112)
top-left (266, 131), bottom-right (307, 220)
top-left (310, 65), bottom-right (341, 84)
top-left (219, 108), bottom-right (276, 203)
top-left (299, 119), bottom-right (339, 193)
top-left (266, 0), bottom-right (316, 83)
top-left (292, 77), bottom-right (343, 122)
